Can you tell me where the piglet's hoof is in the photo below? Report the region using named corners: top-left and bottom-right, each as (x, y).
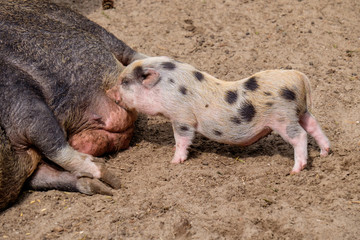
top-left (76, 177), bottom-right (114, 196)
top-left (92, 158), bottom-right (122, 189)
top-left (290, 165), bottom-right (307, 175)
top-left (171, 158), bottom-right (185, 164)
top-left (320, 147), bottom-right (330, 157)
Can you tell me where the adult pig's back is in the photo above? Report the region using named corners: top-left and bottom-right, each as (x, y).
top-left (0, 0), bottom-right (142, 66)
top-left (0, 1), bottom-right (116, 95)
top-left (0, 0), bottom-right (132, 130)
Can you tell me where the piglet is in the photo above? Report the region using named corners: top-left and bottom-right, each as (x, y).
top-left (117, 56), bottom-right (330, 173)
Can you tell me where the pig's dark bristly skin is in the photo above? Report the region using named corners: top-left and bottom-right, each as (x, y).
top-left (118, 57), bottom-right (330, 174)
top-left (0, 0), bottom-right (146, 210)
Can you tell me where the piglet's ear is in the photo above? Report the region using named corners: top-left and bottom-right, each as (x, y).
top-left (142, 68), bottom-right (160, 89)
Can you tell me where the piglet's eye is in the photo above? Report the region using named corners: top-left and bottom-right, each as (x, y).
top-left (121, 79), bottom-right (129, 85)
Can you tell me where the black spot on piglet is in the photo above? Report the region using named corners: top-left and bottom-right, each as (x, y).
top-left (194, 71), bottom-right (204, 81)
top-left (280, 87), bottom-right (296, 101)
top-left (134, 66), bottom-right (145, 79)
top-left (230, 116), bottom-right (241, 125)
top-left (244, 77), bottom-right (259, 91)
top-left (239, 101), bottom-right (256, 122)
top-left (179, 85), bottom-right (188, 95)
top-left (213, 130), bottom-right (223, 136)
top-left (286, 124), bottom-right (301, 139)
top-left (161, 62), bottom-right (176, 70)
top-left (225, 90), bottom-right (238, 104)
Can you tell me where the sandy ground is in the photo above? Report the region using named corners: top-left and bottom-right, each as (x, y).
top-left (1, 0), bottom-right (360, 239)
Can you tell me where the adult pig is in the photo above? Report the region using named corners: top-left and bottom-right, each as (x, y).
top-left (116, 56), bottom-right (330, 173)
top-left (0, 0), bottom-right (146, 210)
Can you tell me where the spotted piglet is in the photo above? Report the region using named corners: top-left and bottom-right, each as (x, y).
top-left (117, 56), bottom-right (330, 173)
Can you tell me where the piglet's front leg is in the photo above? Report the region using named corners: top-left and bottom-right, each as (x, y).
top-left (171, 122), bottom-right (195, 164)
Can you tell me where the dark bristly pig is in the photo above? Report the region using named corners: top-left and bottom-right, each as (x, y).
top-left (116, 56), bottom-right (330, 173)
top-left (0, 0), bottom-right (147, 210)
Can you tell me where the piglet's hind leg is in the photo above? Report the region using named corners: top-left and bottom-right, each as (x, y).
top-left (300, 112), bottom-right (330, 157)
top-left (270, 122), bottom-right (308, 173)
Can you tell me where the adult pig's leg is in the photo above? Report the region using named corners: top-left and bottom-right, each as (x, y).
top-left (27, 162), bottom-right (113, 196)
top-left (0, 129), bottom-right (41, 210)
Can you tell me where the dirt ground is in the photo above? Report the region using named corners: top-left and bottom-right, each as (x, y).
top-left (1, 0), bottom-right (360, 239)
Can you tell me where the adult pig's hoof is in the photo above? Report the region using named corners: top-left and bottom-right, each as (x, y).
top-left (76, 177), bottom-right (114, 196)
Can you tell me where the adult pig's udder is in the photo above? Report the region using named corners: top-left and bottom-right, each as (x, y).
top-left (68, 127), bottom-right (134, 156)
top-left (68, 96), bottom-right (137, 157)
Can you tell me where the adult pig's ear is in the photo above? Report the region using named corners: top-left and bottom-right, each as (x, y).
top-left (142, 68), bottom-right (160, 89)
